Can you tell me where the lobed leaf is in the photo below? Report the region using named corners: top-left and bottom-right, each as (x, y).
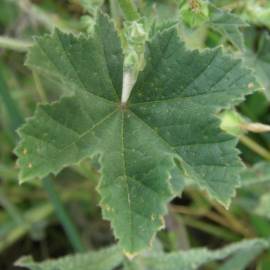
top-left (209, 6), bottom-right (248, 50)
top-left (124, 239), bottom-right (269, 270)
top-left (16, 245), bottom-right (122, 270)
top-left (15, 12), bottom-right (261, 254)
top-left (17, 239), bottom-right (269, 270)
top-left (241, 161), bottom-right (270, 187)
top-left (245, 32), bottom-right (270, 99)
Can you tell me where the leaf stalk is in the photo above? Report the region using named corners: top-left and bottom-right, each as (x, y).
top-left (43, 177), bottom-right (86, 252)
top-left (0, 36), bottom-right (31, 52)
top-left (240, 135), bottom-right (270, 160)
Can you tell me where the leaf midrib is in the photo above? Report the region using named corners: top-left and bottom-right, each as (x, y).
top-left (33, 32), bottom-right (119, 105)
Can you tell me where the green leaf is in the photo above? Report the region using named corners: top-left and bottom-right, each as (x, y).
top-left (244, 1), bottom-right (270, 29)
top-left (16, 245), bottom-right (123, 270)
top-left (0, 0), bottom-right (18, 25)
top-left (255, 194), bottom-right (270, 220)
top-left (16, 239), bottom-right (269, 270)
top-left (124, 239), bottom-right (269, 270)
top-left (245, 32), bottom-right (270, 99)
top-left (118, 0), bottom-right (140, 21)
top-left (209, 6), bottom-right (248, 50)
top-left (217, 242), bottom-right (267, 270)
top-left (241, 161), bottom-right (270, 187)
top-left (80, 0), bottom-right (104, 15)
top-left (15, 12), bottom-right (261, 254)
top-left (179, 0), bottom-right (209, 28)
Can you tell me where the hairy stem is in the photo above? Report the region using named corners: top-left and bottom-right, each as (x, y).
top-left (240, 135), bottom-right (270, 160)
top-left (7, 0), bottom-right (71, 31)
top-left (180, 216), bottom-right (240, 241)
top-left (0, 36), bottom-right (31, 52)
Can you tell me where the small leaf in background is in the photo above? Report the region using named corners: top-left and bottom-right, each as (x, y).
top-left (16, 239), bottom-right (269, 270)
top-left (244, 0), bottom-right (270, 29)
top-left (208, 5), bottom-right (248, 50)
top-left (124, 239), bottom-right (269, 270)
top-left (0, 0), bottom-right (18, 25)
top-left (16, 245), bottom-right (122, 270)
top-left (179, 0), bottom-right (209, 28)
top-left (255, 194), bottom-right (270, 220)
top-left (245, 32), bottom-right (270, 100)
top-left (79, 0), bottom-right (104, 15)
top-left (79, 0), bottom-right (105, 33)
top-left (241, 161), bottom-right (270, 187)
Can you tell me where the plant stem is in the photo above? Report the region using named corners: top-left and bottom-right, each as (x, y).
top-left (0, 36), bottom-right (32, 52)
top-left (109, 0), bottom-right (120, 20)
top-left (118, 0), bottom-right (140, 21)
top-left (0, 202), bottom-right (53, 253)
top-left (2, 66), bottom-right (85, 252)
top-left (0, 70), bottom-right (24, 133)
top-left (240, 135), bottom-right (270, 160)
top-left (7, 0), bottom-right (71, 32)
top-left (0, 190), bottom-right (24, 226)
top-left (170, 204), bottom-right (254, 237)
top-left (212, 203), bottom-right (254, 237)
top-left (43, 177), bottom-right (85, 252)
top-left (180, 216), bottom-right (240, 241)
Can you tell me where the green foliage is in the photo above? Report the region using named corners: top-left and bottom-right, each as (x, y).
top-left (0, 0), bottom-right (18, 25)
top-left (15, 8), bottom-right (261, 255)
top-left (125, 239), bottom-right (269, 270)
top-left (80, 0), bottom-right (104, 15)
top-left (1, 0), bottom-right (270, 269)
top-left (17, 239), bottom-right (269, 270)
top-left (220, 110), bottom-right (246, 137)
top-left (245, 31), bottom-right (270, 99)
top-left (244, 0), bottom-right (270, 29)
top-left (241, 162), bottom-right (270, 220)
top-left (17, 245), bottom-right (123, 270)
top-left (118, 0), bottom-right (140, 21)
top-left (208, 5), bottom-right (247, 50)
top-left (241, 161), bottom-right (270, 187)
top-left (179, 0), bottom-right (209, 28)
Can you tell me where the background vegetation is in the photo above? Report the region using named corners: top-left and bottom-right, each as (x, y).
top-left (1, 0), bottom-right (270, 269)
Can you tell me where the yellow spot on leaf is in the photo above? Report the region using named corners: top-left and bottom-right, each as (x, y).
top-left (23, 148), bottom-right (28, 155)
top-left (28, 162), bottom-right (32, 169)
top-left (124, 251), bottom-right (137, 260)
top-left (248, 82), bottom-right (254, 89)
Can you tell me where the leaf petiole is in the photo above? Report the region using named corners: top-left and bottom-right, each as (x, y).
top-left (0, 36), bottom-right (32, 52)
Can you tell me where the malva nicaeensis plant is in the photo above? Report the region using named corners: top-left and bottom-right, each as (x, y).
top-left (15, 11), bottom-right (261, 254)
top-left (12, 1), bottom-right (270, 269)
